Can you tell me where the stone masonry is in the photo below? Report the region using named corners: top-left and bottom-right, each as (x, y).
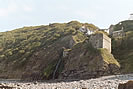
top-left (89, 33), bottom-right (111, 52)
top-left (112, 30), bottom-right (126, 38)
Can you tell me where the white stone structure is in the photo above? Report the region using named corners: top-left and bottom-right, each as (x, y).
top-left (79, 26), bottom-right (87, 33)
top-left (79, 26), bottom-right (95, 35)
top-left (108, 24), bottom-right (126, 38)
top-left (112, 30), bottom-right (125, 38)
top-left (99, 29), bottom-right (109, 34)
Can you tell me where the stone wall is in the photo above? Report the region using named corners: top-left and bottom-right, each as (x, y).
top-left (103, 34), bottom-right (111, 53)
top-left (89, 33), bottom-right (111, 52)
top-left (112, 30), bottom-right (125, 38)
top-left (89, 33), bottom-right (103, 48)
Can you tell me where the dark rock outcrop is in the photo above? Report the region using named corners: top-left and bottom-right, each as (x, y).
top-left (59, 42), bottom-right (120, 79)
top-left (118, 81), bottom-right (133, 89)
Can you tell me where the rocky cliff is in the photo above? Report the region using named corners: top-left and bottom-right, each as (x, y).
top-left (112, 20), bottom-right (133, 73)
top-left (0, 21), bottom-right (120, 80)
top-left (60, 42), bottom-right (120, 79)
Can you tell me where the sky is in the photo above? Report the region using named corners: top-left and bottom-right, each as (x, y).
top-left (0, 0), bottom-right (133, 32)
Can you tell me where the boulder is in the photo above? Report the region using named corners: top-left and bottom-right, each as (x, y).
top-left (118, 81), bottom-right (133, 89)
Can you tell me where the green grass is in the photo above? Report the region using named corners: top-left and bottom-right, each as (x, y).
top-left (43, 60), bottom-right (57, 79)
top-left (0, 21), bottom-right (99, 79)
top-left (113, 20), bottom-right (133, 32)
top-left (72, 31), bottom-right (88, 43)
top-left (0, 21), bottom-right (98, 64)
top-left (98, 48), bottom-right (120, 67)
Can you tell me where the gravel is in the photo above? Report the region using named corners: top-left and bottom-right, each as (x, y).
top-left (0, 74), bottom-right (133, 89)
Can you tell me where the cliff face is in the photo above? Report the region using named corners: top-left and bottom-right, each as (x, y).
top-left (112, 20), bottom-right (133, 73)
top-left (0, 21), bottom-right (120, 80)
top-left (60, 42), bottom-right (120, 79)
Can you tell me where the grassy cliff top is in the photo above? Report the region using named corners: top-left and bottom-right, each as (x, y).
top-left (113, 20), bottom-right (133, 32)
top-left (0, 21), bottom-right (98, 66)
top-left (0, 21), bottom-right (122, 80)
top-left (99, 48), bottom-right (120, 67)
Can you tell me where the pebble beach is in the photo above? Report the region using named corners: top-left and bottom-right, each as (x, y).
top-left (0, 74), bottom-right (133, 89)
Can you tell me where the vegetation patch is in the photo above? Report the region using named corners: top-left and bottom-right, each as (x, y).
top-left (43, 60), bottom-right (58, 79)
top-left (98, 48), bottom-right (120, 67)
top-left (112, 20), bottom-right (133, 73)
top-left (0, 21), bottom-right (98, 79)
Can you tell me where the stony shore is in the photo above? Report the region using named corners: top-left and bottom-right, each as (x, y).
top-left (0, 74), bottom-right (133, 89)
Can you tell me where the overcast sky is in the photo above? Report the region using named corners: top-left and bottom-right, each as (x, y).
top-left (0, 0), bottom-right (133, 32)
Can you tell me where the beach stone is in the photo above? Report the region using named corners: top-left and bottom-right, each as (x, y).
top-left (118, 81), bottom-right (133, 89)
top-left (0, 74), bottom-right (133, 89)
top-left (82, 88), bottom-right (88, 89)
